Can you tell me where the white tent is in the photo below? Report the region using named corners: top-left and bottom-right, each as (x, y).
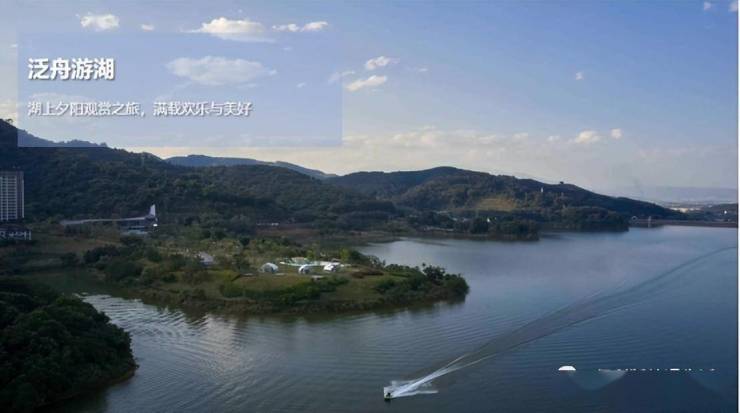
top-left (298, 264), bottom-right (312, 274)
top-left (323, 263), bottom-right (340, 272)
top-left (260, 262), bottom-right (279, 273)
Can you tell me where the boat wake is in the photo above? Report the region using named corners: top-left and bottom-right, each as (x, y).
top-left (384, 246), bottom-right (736, 399)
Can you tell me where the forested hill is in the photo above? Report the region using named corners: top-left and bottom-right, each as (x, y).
top-left (326, 167), bottom-right (467, 199)
top-left (0, 120), bottom-right (105, 148)
top-left (0, 121), bottom-right (397, 232)
top-left (166, 155), bottom-right (336, 180)
top-left (0, 278), bottom-right (135, 412)
top-left (327, 167), bottom-right (680, 219)
top-left (0, 120), bottom-right (681, 236)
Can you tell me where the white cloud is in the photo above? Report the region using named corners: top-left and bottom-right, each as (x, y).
top-left (166, 56), bottom-right (276, 86)
top-left (547, 135), bottom-right (561, 142)
top-left (365, 56), bottom-right (399, 71)
top-left (406, 66), bottom-right (429, 73)
top-left (569, 129), bottom-right (623, 144)
top-left (731, 0), bottom-right (738, 11)
top-left (296, 82), bottom-right (306, 88)
top-left (79, 13), bottom-right (120, 31)
top-left (273, 21), bottom-right (329, 32)
top-left (10, 44), bottom-right (17, 49)
top-left (0, 99), bottom-right (18, 123)
top-left (141, 24), bottom-right (155, 31)
top-left (327, 70), bottom-right (355, 84)
top-left (389, 128), bottom-right (445, 147)
top-left (273, 23), bottom-right (299, 32)
top-left (703, 1), bottom-right (713, 10)
top-left (193, 17), bottom-right (269, 42)
top-left (575, 71), bottom-right (584, 80)
top-left (345, 127), bottom-right (532, 149)
top-left (572, 130), bottom-right (601, 144)
top-left (303, 21), bottom-right (329, 31)
top-left (345, 75), bottom-right (387, 92)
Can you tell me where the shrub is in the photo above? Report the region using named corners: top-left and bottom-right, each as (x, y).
top-left (104, 259), bottom-right (143, 282)
top-left (375, 278), bottom-right (397, 293)
top-left (59, 252), bottom-right (79, 267)
top-left (83, 245), bottom-right (120, 264)
top-left (145, 248), bottom-right (163, 263)
top-left (443, 276), bottom-right (470, 296)
top-left (353, 268), bottom-right (384, 277)
top-left (219, 282), bottom-right (243, 298)
top-left (161, 273), bottom-right (177, 283)
top-left (181, 267), bottom-right (211, 285)
top-left (140, 266), bottom-right (163, 285)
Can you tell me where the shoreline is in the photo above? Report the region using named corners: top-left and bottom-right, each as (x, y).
top-left (30, 268), bottom-right (467, 318)
top-left (260, 222), bottom-right (739, 247)
top-left (345, 223), bottom-right (736, 246)
top-left (629, 219), bottom-right (737, 228)
top-left (40, 365), bottom-right (138, 412)
top-left (21, 224), bottom-right (735, 320)
top-left (108, 282), bottom-right (467, 317)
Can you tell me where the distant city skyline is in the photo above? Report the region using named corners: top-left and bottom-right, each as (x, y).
top-left (0, 0), bottom-right (737, 194)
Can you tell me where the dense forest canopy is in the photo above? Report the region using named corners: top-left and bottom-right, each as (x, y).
top-left (166, 155), bottom-right (337, 180)
top-left (327, 167), bottom-right (678, 218)
top-left (0, 120), bottom-right (682, 237)
top-left (0, 121), bottom-right (398, 233)
top-left (0, 278), bottom-right (135, 412)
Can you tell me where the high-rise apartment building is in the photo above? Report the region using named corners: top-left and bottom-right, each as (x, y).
top-left (0, 171), bottom-right (24, 221)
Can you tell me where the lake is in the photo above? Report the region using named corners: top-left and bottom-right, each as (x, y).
top-left (49, 226), bottom-right (738, 412)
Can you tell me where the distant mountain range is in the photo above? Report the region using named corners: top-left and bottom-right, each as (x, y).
top-left (4, 124), bottom-right (732, 207)
top-left (604, 185), bottom-right (738, 205)
top-left (0, 122), bottom-right (107, 148)
top-left (0, 121), bottom-right (373, 226)
top-left (3, 128), bottom-right (334, 180)
top-left (166, 155), bottom-right (337, 180)
top-left (327, 167), bottom-right (676, 219)
top-left (0, 120), bottom-right (685, 236)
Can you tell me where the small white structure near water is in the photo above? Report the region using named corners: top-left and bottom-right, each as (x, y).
top-left (298, 264), bottom-right (312, 274)
top-left (323, 263), bottom-right (341, 272)
top-left (260, 262), bottom-right (279, 273)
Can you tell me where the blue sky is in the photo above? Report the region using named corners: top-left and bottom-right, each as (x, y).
top-left (17, 32), bottom-right (343, 147)
top-left (0, 0), bottom-right (737, 194)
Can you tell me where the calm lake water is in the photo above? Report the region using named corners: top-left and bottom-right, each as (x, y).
top-left (49, 227), bottom-right (738, 412)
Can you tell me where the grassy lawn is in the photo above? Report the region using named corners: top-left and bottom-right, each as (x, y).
top-left (322, 275), bottom-right (395, 302)
top-left (1, 232), bottom-right (113, 259)
top-left (475, 195), bottom-right (519, 212)
top-left (1, 227), bottom-right (119, 273)
top-left (233, 274), bottom-right (309, 292)
top-left (34, 233), bottom-right (116, 254)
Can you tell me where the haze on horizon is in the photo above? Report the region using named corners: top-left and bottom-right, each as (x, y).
top-left (0, 0), bottom-right (737, 196)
